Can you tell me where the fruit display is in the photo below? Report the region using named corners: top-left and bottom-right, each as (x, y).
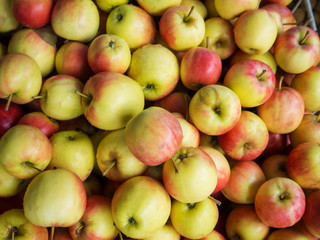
top-left (0, 0), bottom-right (320, 239)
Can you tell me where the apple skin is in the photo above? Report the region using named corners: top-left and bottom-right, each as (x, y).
top-left (180, 46), bottom-right (222, 91)
top-left (0, 209), bottom-right (49, 239)
top-left (214, 0), bottom-right (260, 20)
top-left (262, 131), bottom-right (289, 156)
top-left (0, 124), bottom-right (52, 179)
top-left (218, 111), bottom-right (269, 161)
top-left (125, 106), bottom-right (183, 166)
top-left (0, 0), bottom-right (20, 33)
top-left (23, 169), bottom-right (87, 227)
top-left (274, 26), bottom-right (320, 74)
top-left (17, 111), bottom-right (59, 138)
top-left (287, 142), bottom-right (320, 190)
top-left (53, 227), bottom-right (73, 240)
top-left (180, 0), bottom-right (208, 19)
top-left (199, 133), bottom-right (225, 155)
top-left (225, 205), bottom-right (270, 240)
top-left (303, 189), bottom-right (320, 238)
top-left (188, 84), bottom-right (241, 136)
top-left (261, 0), bottom-right (293, 6)
top-left (261, 154), bottom-right (289, 180)
top-left (0, 166), bottom-right (26, 198)
top-left (96, 0), bottom-right (129, 12)
top-left (111, 176), bottom-right (171, 239)
top-left (293, 220), bottom-right (319, 240)
top-left (183, 229), bottom-right (226, 240)
top-left (0, 101), bottom-right (24, 137)
top-left (137, 0), bottom-right (182, 16)
top-left (267, 228), bottom-right (311, 240)
top-left (221, 160), bottom-right (266, 204)
top-left (254, 177), bottom-right (306, 228)
top-left (142, 221), bottom-right (180, 240)
top-left (12, 0), bottom-right (53, 28)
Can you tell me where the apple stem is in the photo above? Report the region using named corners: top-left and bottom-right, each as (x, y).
top-left (118, 230), bottom-right (124, 240)
top-left (102, 161), bottom-right (116, 177)
top-left (75, 222), bottom-right (84, 235)
top-left (11, 226), bottom-right (17, 240)
top-left (5, 94), bottom-right (13, 112)
top-left (300, 31), bottom-right (310, 45)
top-left (74, 90), bottom-right (91, 100)
top-left (172, 159), bottom-right (179, 174)
top-left (316, 113), bottom-right (320, 122)
top-left (184, 6), bottom-right (195, 22)
top-left (50, 226), bottom-right (55, 240)
top-left (282, 22), bottom-right (298, 26)
top-left (22, 162), bottom-right (43, 172)
top-left (244, 142), bottom-right (251, 150)
top-left (209, 196), bottom-right (222, 206)
top-left (279, 191), bottom-right (288, 200)
top-left (257, 69), bottom-right (266, 80)
top-left (278, 76), bottom-right (284, 91)
top-left (206, 36), bottom-right (209, 49)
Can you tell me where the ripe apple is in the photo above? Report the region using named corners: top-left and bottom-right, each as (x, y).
top-left (0, 0), bottom-right (20, 33)
top-left (254, 177), bottom-right (306, 228)
top-left (188, 84), bottom-right (241, 136)
top-left (0, 124), bottom-right (52, 179)
top-left (53, 227), bottom-right (73, 240)
top-left (125, 106), bottom-right (183, 166)
top-left (199, 133), bottom-right (225, 155)
top-left (262, 131), bottom-right (289, 156)
top-left (81, 71), bottom-right (145, 130)
top-left (162, 146), bottom-right (217, 203)
top-left (0, 166), bottom-right (26, 198)
top-left (111, 176), bottom-right (171, 239)
top-left (261, 154), bottom-right (288, 179)
top-left (303, 189), bottom-right (320, 238)
top-left (170, 197), bottom-right (219, 239)
top-left (23, 168), bottom-right (87, 227)
top-left (214, 0), bottom-right (260, 20)
top-left (159, 5), bottom-right (205, 51)
top-left (142, 221), bottom-right (180, 240)
top-left (222, 160), bottom-right (266, 204)
top-left (203, 0), bottom-right (219, 18)
top-left (225, 205), bottom-right (270, 240)
top-left (293, 220), bottom-right (319, 240)
top-left (267, 228), bottom-right (311, 240)
top-left (137, 0), bottom-right (182, 16)
top-left (0, 100), bottom-right (24, 137)
top-left (127, 44), bottom-right (180, 101)
top-left (95, 0), bottom-right (129, 12)
top-left (106, 4), bottom-right (156, 50)
top-left (233, 9), bottom-right (278, 55)
top-left (51, 0), bottom-right (100, 42)
top-left (180, 46), bottom-right (222, 91)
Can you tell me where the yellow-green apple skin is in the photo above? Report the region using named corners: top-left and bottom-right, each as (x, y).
top-left (39, 74), bottom-right (84, 121)
top-left (200, 17), bottom-right (237, 60)
top-left (221, 160), bottom-right (266, 204)
top-left (223, 60), bottom-right (276, 108)
top-left (290, 66), bottom-right (320, 112)
top-left (188, 84), bottom-right (241, 136)
top-left (229, 49), bottom-right (277, 74)
top-left (214, 0), bottom-right (260, 20)
top-left (162, 146), bottom-right (217, 203)
top-left (183, 229), bottom-right (226, 240)
top-left (96, 0), bottom-right (129, 12)
top-left (125, 106), bottom-right (183, 166)
top-left (51, 0), bottom-right (100, 42)
top-left (142, 222), bottom-right (180, 240)
top-left (8, 26), bottom-right (57, 77)
top-left (303, 189), bottom-right (320, 238)
top-left (127, 44), bottom-right (179, 101)
top-left (0, 166), bottom-right (25, 198)
top-left (170, 198), bottom-right (219, 239)
top-left (261, 154), bottom-right (289, 180)
top-left (159, 5), bottom-right (205, 51)
top-left (97, 128), bottom-right (148, 182)
top-left (225, 205), bottom-right (270, 240)
top-left (267, 229), bottom-right (310, 240)
top-left (69, 195), bottom-right (118, 240)
top-left (106, 4), bottom-right (156, 50)
top-left (23, 169), bottom-right (87, 227)
top-left (274, 26), bottom-right (320, 74)
top-left (204, 0), bottom-right (219, 18)
top-left (0, 209), bottom-right (49, 239)
top-left (87, 33), bottom-right (131, 74)
top-left (0, 0), bottom-right (20, 33)
top-left (81, 71), bottom-right (145, 131)
top-left (47, 130), bottom-right (95, 181)
top-left (111, 176), bottom-right (171, 239)
top-left (233, 9), bottom-right (278, 55)
top-left (180, 0), bottom-right (207, 18)
top-left (0, 53), bottom-right (42, 105)
top-left (137, 0), bottom-right (182, 16)
top-left (0, 125), bottom-right (52, 180)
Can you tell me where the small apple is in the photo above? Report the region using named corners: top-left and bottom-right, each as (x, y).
top-left (261, 154), bottom-right (288, 180)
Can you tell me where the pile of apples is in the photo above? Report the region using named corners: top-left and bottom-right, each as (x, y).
top-left (0, 0), bottom-right (320, 239)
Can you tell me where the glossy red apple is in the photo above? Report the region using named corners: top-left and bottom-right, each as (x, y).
top-left (0, 100), bottom-right (24, 137)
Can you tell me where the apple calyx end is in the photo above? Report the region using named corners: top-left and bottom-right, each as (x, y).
top-left (187, 202), bottom-right (196, 209)
top-left (128, 216), bottom-right (136, 225)
top-left (109, 40), bottom-right (116, 49)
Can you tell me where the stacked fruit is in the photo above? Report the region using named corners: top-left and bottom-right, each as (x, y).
top-left (0, 0), bottom-right (320, 239)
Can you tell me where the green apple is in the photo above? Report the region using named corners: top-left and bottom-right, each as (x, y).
top-left (95, 0), bottom-right (129, 12)
top-left (111, 176), bottom-right (171, 239)
top-left (0, 166), bottom-right (26, 198)
top-left (47, 130), bottom-right (95, 181)
top-left (215, 0), bottom-right (260, 20)
top-left (0, 124), bottom-right (52, 180)
top-left (142, 221), bottom-right (180, 240)
top-left (127, 44), bottom-right (179, 101)
top-left (170, 197), bottom-right (219, 239)
top-left (137, 0), bottom-right (182, 16)
top-left (0, 0), bottom-right (20, 33)
top-left (23, 168), bottom-right (87, 227)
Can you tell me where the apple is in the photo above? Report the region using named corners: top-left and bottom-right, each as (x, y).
top-left (180, 0), bottom-right (208, 19)
top-left (162, 146), bottom-right (217, 203)
top-left (96, 128), bottom-right (148, 182)
top-left (214, 0), bottom-right (260, 20)
top-left (170, 197), bottom-right (219, 239)
top-left (0, 0), bottom-right (20, 33)
top-left (106, 4), bottom-right (156, 50)
top-left (199, 133), bottom-right (225, 155)
top-left (55, 41), bottom-right (92, 83)
top-left (137, 0), bottom-right (182, 16)
top-left (183, 229), bottom-right (226, 240)
top-left (142, 221), bottom-right (180, 240)
top-left (0, 209), bottom-right (48, 239)
top-left (95, 0), bottom-right (129, 12)
top-left (261, 0), bottom-right (293, 5)
top-left (159, 5), bottom-right (205, 51)
top-left (188, 84), bottom-right (241, 136)
top-left (69, 195), bottom-right (118, 240)
top-left (200, 17), bottom-right (237, 60)
top-left (51, 0), bottom-right (100, 42)
top-left (233, 9), bottom-right (278, 55)
top-left (303, 189), bottom-right (320, 238)
top-left (261, 154), bottom-right (289, 179)
top-left (254, 177), bottom-right (306, 228)
top-left (274, 26), bottom-right (320, 74)
top-left (81, 71), bottom-right (145, 130)
top-left (267, 228), bottom-right (311, 240)
top-left (125, 106), bottom-right (183, 166)
top-left (0, 124), bottom-right (52, 179)
top-left (180, 46), bottom-right (222, 91)
top-left (127, 44), bottom-right (180, 101)
top-left (262, 131), bottom-right (289, 156)
top-left (53, 227), bottom-right (73, 240)
top-left (23, 168), bottom-right (87, 227)
top-left (0, 166), bottom-right (26, 198)
top-left (111, 176), bottom-right (171, 239)
top-left (293, 220), bottom-right (319, 240)
top-left (57, 116), bottom-right (96, 136)
top-left (87, 33), bottom-right (131, 74)
top-left (225, 205), bottom-right (270, 240)
top-left (17, 111), bottom-right (59, 138)
top-left (221, 160), bottom-right (266, 204)
top-left (82, 174), bottom-right (102, 197)
top-left (0, 100), bottom-right (24, 137)
top-left (287, 142), bottom-right (320, 189)
top-left (203, 0), bottom-right (219, 18)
